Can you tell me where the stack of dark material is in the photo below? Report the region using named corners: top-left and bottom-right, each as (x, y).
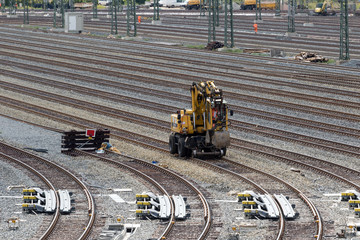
top-left (61, 129), bottom-right (110, 153)
top-left (295, 52), bottom-right (329, 62)
top-left (205, 41), bottom-right (224, 50)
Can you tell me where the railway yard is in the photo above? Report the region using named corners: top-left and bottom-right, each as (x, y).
top-left (0, 5), bottom-right (360, 240)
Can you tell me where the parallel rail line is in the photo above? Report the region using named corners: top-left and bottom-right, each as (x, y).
top-left (231, 139), bottom-right (360, 189)
top-left (192, 157), bottom-right (323, 239)
top-left (0, 146), bottom-right (60, 240)
top-left (2, 75), bottom-right (360, 157)
top-left (75, 149), bottom-right (212, 239)
top-left (0, 141), bottom-right (95, 240)
top-left (3, 98), bottom-right (357, 196)
top-left (0, 101), bottom-right (355, 238)
top-left (2, 26), bottom-right (360, 78)
top-left (1, 33), bottom-right (360, 91)
top-left (2, 15), bottom-right (359, 59)
top-left (3, 32), bottom-right (360, 84)
top-left (2, 53), bottom-right (358, 135)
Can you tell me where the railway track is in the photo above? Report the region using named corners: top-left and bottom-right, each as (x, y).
top-left (1, 47), bottom-right (360, 152)
top-left (75, 149), bottom-right (213, 239)
top-left (0, 141), bottom-right (95, 240)
top-left (0, 106), bottom-right (213, 239)
top-left (1, 76), bottom-right (360, 160)
top-left (1, 8), bottom-right (360, 58)
top-left (0, 31), bottom-right (358, 156)
top-left (1, 27), bottom-right (360, 81)
top-left (3, 88), bottom-right (356, 189)
top-left (1, 27), bottom-right (360, 91)
top-left (4, 92), bottom-right (355, 193)
top-left (229, 139), bottom-right (360, 196)
top-left (2, 63), bottom-right (360, 149)
top-left (1, 25), bottom-right (359, 75)
top-left (192, 157), bottom-right (324, 239)
top-left (0, 93), bottom-right (324, 239)
top-left (3, 91), bottom-right (357, 194)
top-left (1, 32), bottom-right (360, 131)
top-left (2, 77), bottom-right (360, 157)
top-left (0, 93), bottom-right (355, 239)
top-left (1, 75), bottom-right (358, 142)
top-left (2, 31), bottom-right (360, 91)
top-left (0, 17), bottom-right (359, 239)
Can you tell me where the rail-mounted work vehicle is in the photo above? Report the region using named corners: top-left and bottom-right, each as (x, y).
top-left (169, 81), bottom-right (233, 158)
top-left (240, 0), bottom-right (276, 10)
top-left (314, 0), bottom-right (336, 15)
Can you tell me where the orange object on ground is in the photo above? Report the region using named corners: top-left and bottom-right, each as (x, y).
top-left (138, 16), bottom-right (141, 24)
top-left (253, 23), bottom-right (258, 33)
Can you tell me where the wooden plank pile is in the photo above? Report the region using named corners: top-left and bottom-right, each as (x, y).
top-left (295, 52), bottom-right (329, 62)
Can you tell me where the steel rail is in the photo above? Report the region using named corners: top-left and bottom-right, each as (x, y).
top-left (2, 74), bottom-right (360, 157)
top-left (3, 69), bottom-right (360, 126)
top-left (74, 150), bottom-right (175, 240)
top-left (128, 158), bottom-right (212, 239)
top-left (190, 158), bottom-right (285, 240)
top-left (0, 97), bottom-right (168, 148)
top-left (221, 158), bottom-right (324, 240)
top-left (230, 140), bottom-right (360, 182)
top-left (2, 94), bottom-right (359, 181)
top-left (2, 94), bottom-right (359, 183)
top-left (76, 150), bottom-right (212, 239)
top-left (0, 149), bottom-right (60, 240)
top-left (0, 141), bottom-right (95, 240)
top-left (2, 76), bottom-right (360, 155)
top-left (2, 13), bottom-right (360, 62)
top-left (0, 110), bottom-right (322, 236)
top-left (0, 81), bottom-right (359, 161)
top-left (0, 110), bottom-right (344, 239)
top-left (2, 73), bottom-right (360, 142)
top-left (2, 28), bottom-right (360, 79)
top-left (2, 40), bottom-right (360, 100)
top-left (3, 30), bottom-right (360, 93)
top-left (4, 17), bottom-right (359, 59)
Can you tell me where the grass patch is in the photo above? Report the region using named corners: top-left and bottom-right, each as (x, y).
top-left (326, 59), bottom-right (336, 64)
top-left (185, 44), bottom-right (205, 49)
top-left (251, 52), bottom-right (269, 56)
top-left (87, 33), bottom-right (109, 38)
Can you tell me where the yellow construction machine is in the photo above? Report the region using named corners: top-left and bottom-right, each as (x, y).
top-left (185, 0), bottom-right (204, 10)
top-left (169, 81), bottom-right (233, 158)
top-left (240, 0), bottom-right (276, 10)
top-left (314, 0), bottom-right (336, 15)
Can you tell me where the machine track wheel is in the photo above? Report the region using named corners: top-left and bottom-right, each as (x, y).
top-left (221, 147), bottom-right (227, 157)
top-left (177, 137), bottom-right (188, 157)
top-left (169, 134), bottom-right (177, 154)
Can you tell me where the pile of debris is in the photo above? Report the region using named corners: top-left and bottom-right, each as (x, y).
top-left (205, 41), bottom-right (224, 50)
top-left (295, 52), bottom-right (328, 63)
